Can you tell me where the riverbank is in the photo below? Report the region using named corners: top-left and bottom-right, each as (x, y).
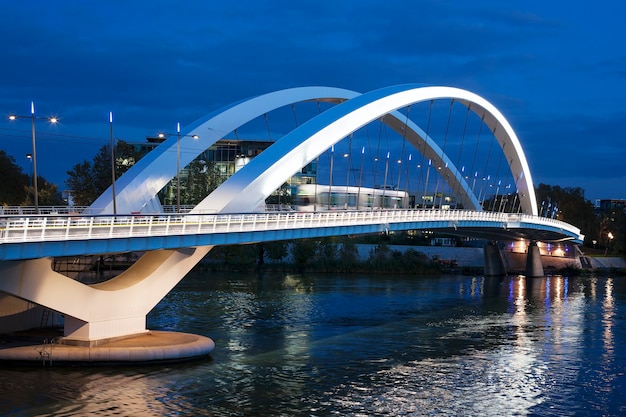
top-left (200, 242), bottom-right (626, 276)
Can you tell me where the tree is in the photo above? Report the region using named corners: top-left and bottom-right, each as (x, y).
top-left (0, 150), bottom-right (29, 205)
top-left (24, 177), bottom-right (64, 206)
top-left (535, 183), bottom-right (599, 248)
top-left (264, 240), bottom-right (289, 262)
top-left (291, 239), bottom-right (317, 271)
top-left (184, 160), bottom-right (224, 206)
top-left (66, 140), bottom-right (143, 206)
top-left (265, 182), bottom-right (292, 207)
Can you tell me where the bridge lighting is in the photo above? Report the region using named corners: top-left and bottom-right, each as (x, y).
top-left (7, 102), bottom-right (59, 214)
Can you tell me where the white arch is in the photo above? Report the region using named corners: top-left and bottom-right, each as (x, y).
top-left (91, 86), bottom-right (483, 214)
top-left (198, 84), bottom-right (538, 216)
top-left (90, 87), bottom-right (359, 214)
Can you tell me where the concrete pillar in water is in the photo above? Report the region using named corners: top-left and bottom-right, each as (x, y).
top-left (525, 241), bottom-right (544, 277)
top-left (483, 241), bottom-right (507, 276)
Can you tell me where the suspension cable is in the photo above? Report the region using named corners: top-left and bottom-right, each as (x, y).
top-left (291, 103), bottom-right (298, 127)
top-left (263, 113), bottom-right (272, 141)
top-left (454, 104), bottom-right (471, 208)
top-left (468, 113), bottom-right (485, 202)
top-left (421, 100), bottom-right (434, 208)
top-left (432, 99), bottom-right (454, 209)
top-left (396, 106), bottom-right (410, 194)
top-left (345, 133), bottom-right (353, 191)
top-left (372, 117), bottom-right (384, 189)
top-left (478, 125), bottom-right (496, 207)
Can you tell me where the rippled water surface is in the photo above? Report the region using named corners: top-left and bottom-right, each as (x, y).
top-left (1, 272), bottom-right (625, 416)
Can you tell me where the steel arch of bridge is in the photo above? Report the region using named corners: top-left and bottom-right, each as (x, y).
top-left (91, 84), bottom-right (537, 217)
top-left (196, 84), bottom-right (537, 215)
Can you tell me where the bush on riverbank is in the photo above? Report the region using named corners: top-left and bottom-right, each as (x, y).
top-left (198, 237), bottom-right (441, 274)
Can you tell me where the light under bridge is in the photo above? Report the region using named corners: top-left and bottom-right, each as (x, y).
top-left (0, 84), bottom-right (587, 354)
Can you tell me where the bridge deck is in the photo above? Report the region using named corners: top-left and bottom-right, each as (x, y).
top-left (0, 209), bottom-right (584, 261)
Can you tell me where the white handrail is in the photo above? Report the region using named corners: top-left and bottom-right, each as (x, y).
top-left (0, 209), bottom-right (583, 245)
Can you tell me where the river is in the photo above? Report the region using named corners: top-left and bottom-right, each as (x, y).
top-left (0, 271), bottom-right (624, 416)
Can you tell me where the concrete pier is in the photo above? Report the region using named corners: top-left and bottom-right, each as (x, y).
top-left (0, 330), bottom-right (214, 365)
top-left (483, 242), bottom-right (507, 276)
top-left (525, 241), bottom-right (544, 277)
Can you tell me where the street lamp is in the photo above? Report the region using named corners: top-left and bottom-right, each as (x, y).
top-left (158, 123), bottom-right (199, 213)
top-left (8, 102), bottom-right (58, 213)
top-left (109, 112), bottom-right (117, 215)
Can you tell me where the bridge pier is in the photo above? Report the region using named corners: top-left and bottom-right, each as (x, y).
top-left (525, 241), bottom-right (544, 277)
top-left (483, 241), bottom-right (507, 276)
top-left (0, 248), bottom-right (216, 362)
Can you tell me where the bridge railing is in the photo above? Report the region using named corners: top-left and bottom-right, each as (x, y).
top-left (0, 209), bottom-right (581, 244)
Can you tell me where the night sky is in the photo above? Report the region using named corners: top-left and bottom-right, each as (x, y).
top-left (1, 1), bottom-right (624, 201)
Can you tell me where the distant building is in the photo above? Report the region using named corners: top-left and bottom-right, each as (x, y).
top-left (595, 199), bottom-right (626, 215)
top-left (139, 136), bottom-right (317, 206)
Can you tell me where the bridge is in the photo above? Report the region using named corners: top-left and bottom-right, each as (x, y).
top-left (0, 84), bottom-right (584, 352)
top-left (0, 210), bottom-right (581, 260)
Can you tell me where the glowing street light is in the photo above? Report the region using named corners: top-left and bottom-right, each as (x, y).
top-left (158, 123), bottom-right (199, 213)
top-left (109, 112), bottom-right (117, 214)
top-left (8, 102), bottom-right (58, 213)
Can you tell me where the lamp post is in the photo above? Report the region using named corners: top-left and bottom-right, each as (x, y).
top-left (109, 112), bottom-right (117, 215)
top-left (8, 102), bottom-right (58, 213)
top-left (158, 124), bottom-right (199, 213)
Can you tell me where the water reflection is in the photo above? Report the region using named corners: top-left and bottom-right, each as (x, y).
top-left (1, 273), bottom-right (624, 416)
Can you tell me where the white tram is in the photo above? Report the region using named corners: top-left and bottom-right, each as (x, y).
top-left (293, 184), bottom-right (409, 211)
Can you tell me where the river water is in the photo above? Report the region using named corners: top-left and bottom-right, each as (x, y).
top-left (0, 271), bottom-right (625, 416)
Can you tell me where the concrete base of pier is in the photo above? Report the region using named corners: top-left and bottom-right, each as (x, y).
top-left (0, 330), bottom-right (214, 366)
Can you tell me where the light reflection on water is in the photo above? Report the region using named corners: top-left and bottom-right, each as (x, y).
top-left (1, 272), bottom-right (625, 416)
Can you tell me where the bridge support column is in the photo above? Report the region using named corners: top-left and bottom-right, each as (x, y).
top-left (525, 241), bottom-right (544, 277)
top-left (62, 315), bottom-right (148, 345)
top-left (483, 241), bottom-right (507, 276)
top-left (0, 247), bottom-right (212, 344)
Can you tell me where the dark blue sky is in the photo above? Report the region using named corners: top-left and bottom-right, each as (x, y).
top-left (1, 1), bottom-right (624, 201)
